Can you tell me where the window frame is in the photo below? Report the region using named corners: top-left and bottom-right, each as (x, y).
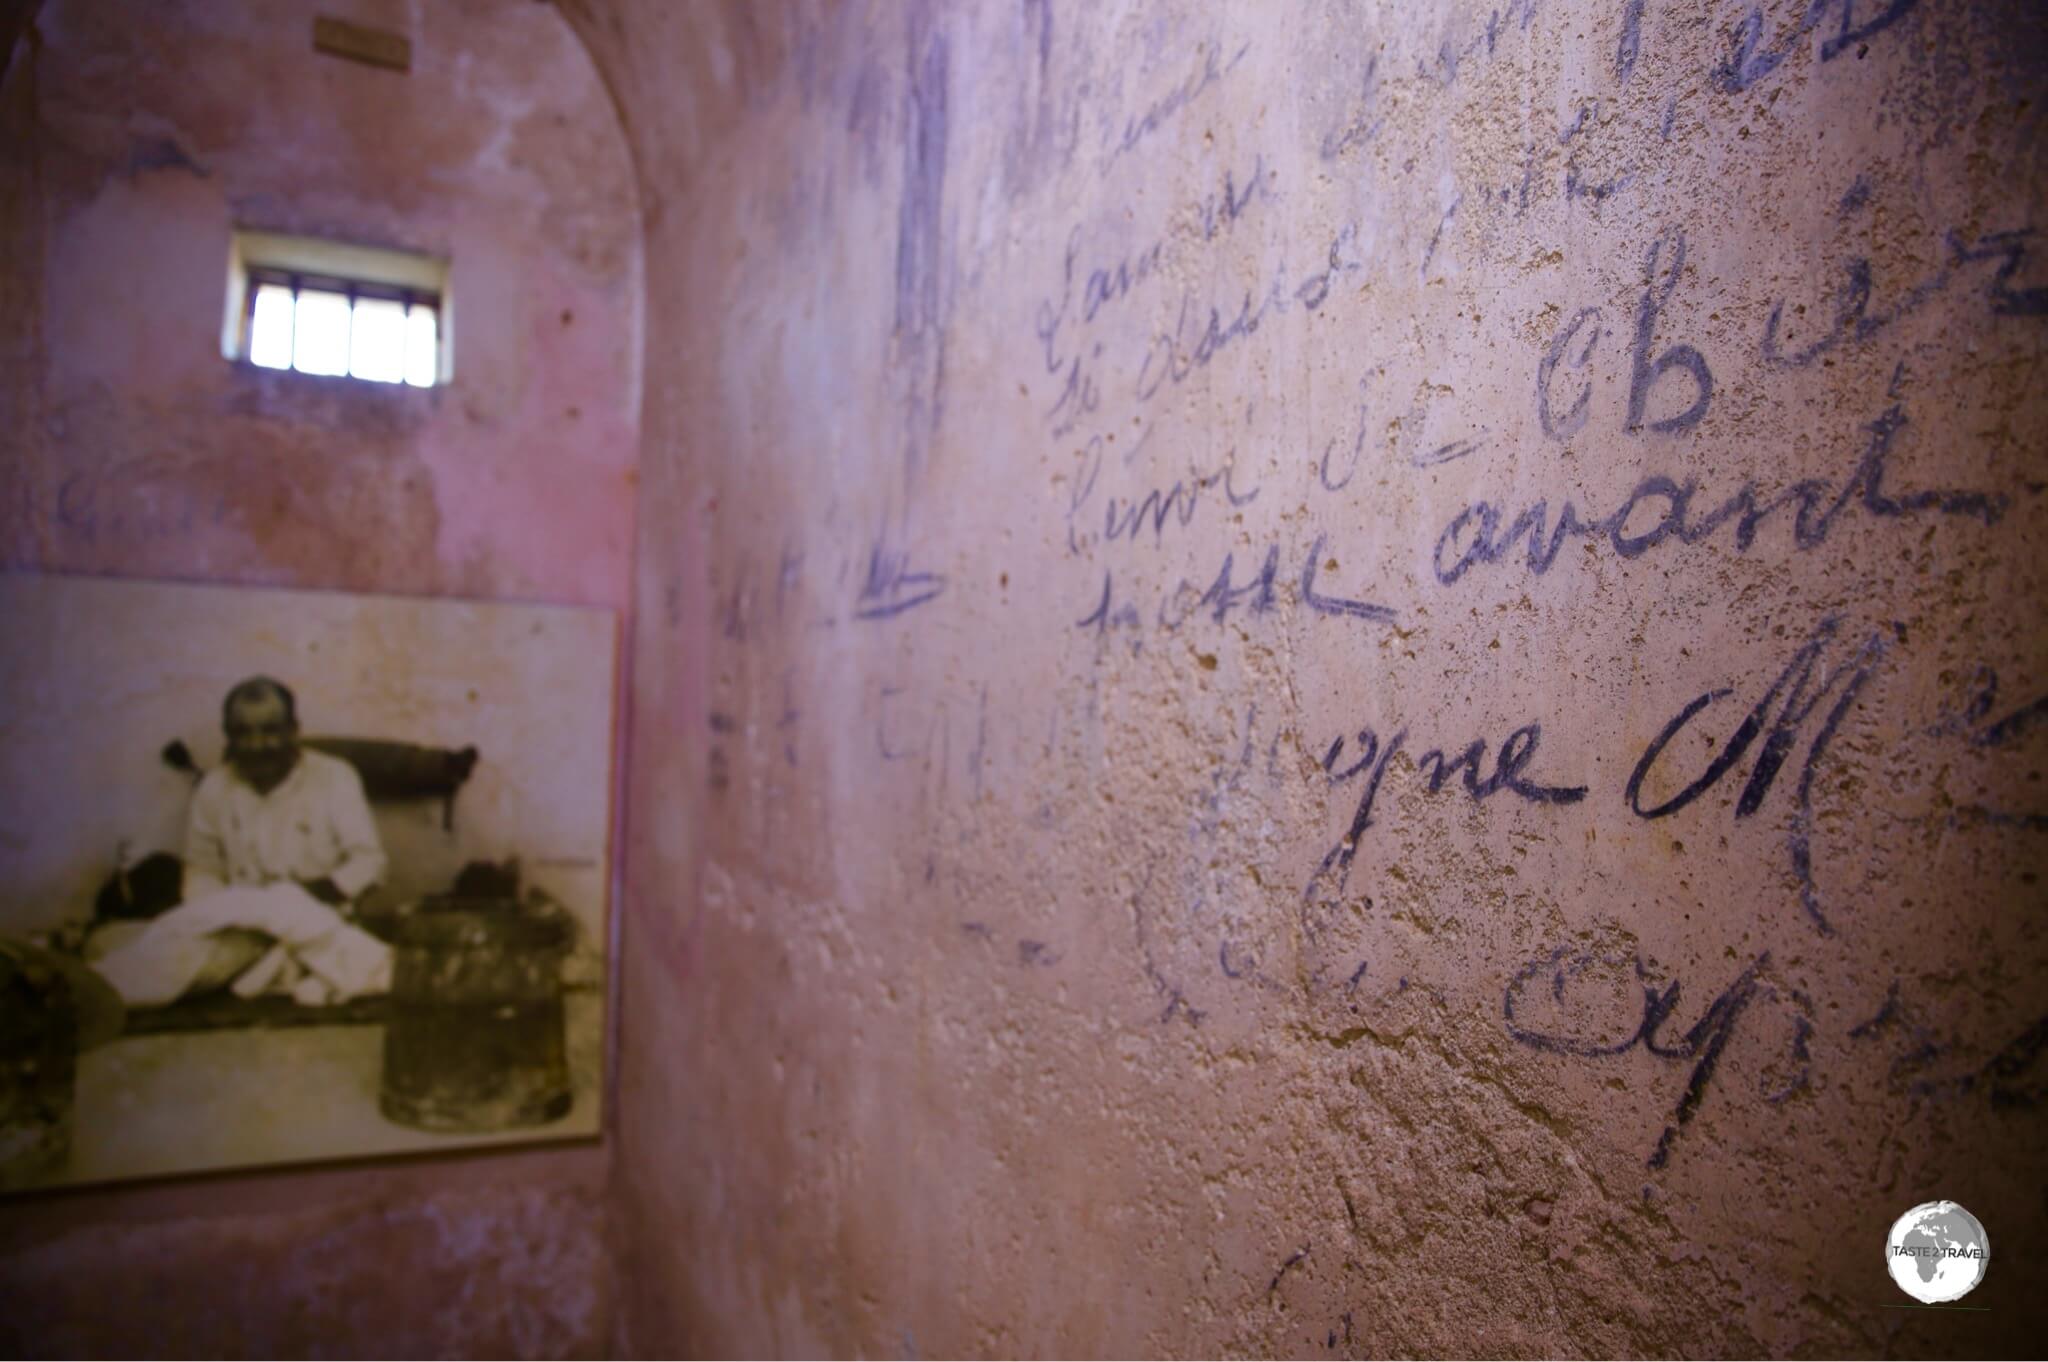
top-left (224, 230), bottom-right (453, 387)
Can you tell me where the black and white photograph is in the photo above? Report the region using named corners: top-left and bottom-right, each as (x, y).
top-left (0, 573), bottom-right (616, 1189)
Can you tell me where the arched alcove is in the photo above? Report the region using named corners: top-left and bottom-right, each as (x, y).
top-left (0, 3), bottom-right (641, 1353)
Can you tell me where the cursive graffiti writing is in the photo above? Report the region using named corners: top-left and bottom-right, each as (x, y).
top-left (1306, 719), bottom-right (1584, 898)
top-left (1627, 616), bottom-right (1885, 935)
top-left (1436, 404), bottom-right (2006, 585)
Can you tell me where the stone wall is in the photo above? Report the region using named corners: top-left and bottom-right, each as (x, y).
top-left (567, 1), bottom-right (2048, 1354)
top-left (0, 1), bottom-right (638, 1354)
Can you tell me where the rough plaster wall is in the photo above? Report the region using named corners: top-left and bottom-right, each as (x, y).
top-left (1, 0), bottom-right (642, 606)
top-left (0, 1), bottom-right (639, 1355)
top-left (571, 0), bottom-right (2048, 1355)
top-left (0, 1158), bottom-right (612, 1358)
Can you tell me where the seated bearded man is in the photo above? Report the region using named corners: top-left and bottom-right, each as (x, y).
top-left (93, 677), bottom-right (394, 1008)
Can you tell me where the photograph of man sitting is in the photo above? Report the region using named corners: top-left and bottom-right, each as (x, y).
top-left (92, 677), bottom-right (394, 1009)
top-left (186, 676), bottom-right (387, 908)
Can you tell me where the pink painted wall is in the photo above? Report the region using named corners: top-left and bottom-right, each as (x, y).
top-left (0, 1), bottom-right (639, 1354)
top-left (3, 0), bottom-right (640, 608)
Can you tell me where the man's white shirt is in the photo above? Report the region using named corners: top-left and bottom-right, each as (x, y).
top-left (184, 749), bottom-right (387, 901)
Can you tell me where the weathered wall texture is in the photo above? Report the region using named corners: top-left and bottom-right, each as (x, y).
top-left (0, 1159), bottom-right (613, 1358)
top-left (0, 1), bottom-right (638, 1354)
top-left (569, 0), bottom-right (2047, 1355)
top-left (2, 0), bottom-right (641, 605)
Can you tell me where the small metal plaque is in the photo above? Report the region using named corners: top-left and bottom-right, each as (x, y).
top-left (312, 16), bottom-right (411, 73)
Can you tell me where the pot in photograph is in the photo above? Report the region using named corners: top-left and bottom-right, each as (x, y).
top-left (0, 941), bottom-right (79, 1188)
top-left (378, 898), bottom-right (573, 1133)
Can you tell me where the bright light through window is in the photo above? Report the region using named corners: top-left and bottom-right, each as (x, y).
top-left (292, 289), bottom-right (352, 377)
top-left (232, 232), bottom-right (446, 387)
top-left (249, 285), bottom-right (296, 369)
top-left (404, 305), bottom-right (438, 388)
top-left (250, 284), bottom-right (439, 385)
top-left (349, 297), bottom-right (406, 383)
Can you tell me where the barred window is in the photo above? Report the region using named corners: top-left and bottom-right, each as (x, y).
top-left (226, 231), bottom-right (449, 387)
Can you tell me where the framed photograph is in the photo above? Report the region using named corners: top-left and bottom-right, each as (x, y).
top-left (0, 573), bottom-right (617, 1189)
